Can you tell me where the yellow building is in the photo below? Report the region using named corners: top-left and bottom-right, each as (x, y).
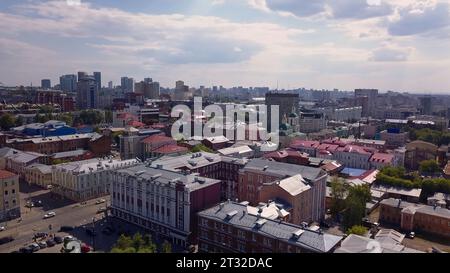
top-left (0, 170), bottom-right (20, 222)
top-left (24, 164), bottom-right (52, 188)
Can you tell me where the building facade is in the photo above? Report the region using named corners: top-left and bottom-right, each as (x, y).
top-left (197, 201), bottom-right (342, 253)
top-left (110, 164), bottom-right (222, 247)
top-left (51, 158), bottom-right (139, 201)
top-left (0, 170), bottom-right (20, 222)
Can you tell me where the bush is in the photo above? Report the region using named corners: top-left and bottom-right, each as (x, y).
top-left (347, 225), bottom-right (368, 236)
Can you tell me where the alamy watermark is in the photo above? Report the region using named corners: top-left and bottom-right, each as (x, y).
top-left (170, 97), bottom-right (280, 151)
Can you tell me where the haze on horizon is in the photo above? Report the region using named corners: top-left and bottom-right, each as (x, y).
top-left (1, 0), bottom-right (450, 94)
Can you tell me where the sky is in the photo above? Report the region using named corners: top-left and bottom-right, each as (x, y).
top-left (1, 0), bottom-right (450, 93)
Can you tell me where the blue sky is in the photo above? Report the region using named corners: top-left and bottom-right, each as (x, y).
top-left (1, 0), bottom-right (450, 93)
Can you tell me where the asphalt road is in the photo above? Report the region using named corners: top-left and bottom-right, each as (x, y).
top-left (0, 183), bottom-right (112, 253)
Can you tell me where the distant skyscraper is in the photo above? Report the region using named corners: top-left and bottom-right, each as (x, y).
top-left (60, 74), bottom-right (77, 92)
top-left (420, 96), bottom-right (432, 115)
top-left (144, 78), bottom-right (153, 84)
top-left (355, 89), bottom-right (378, 117)
top-left (121, 77), bottom-right (135, 93)
top-left (265, 92), bottom-right (300, 131)
top-left (135, 80), bottom-right (160, 99)
top-left (174, 80), bottom-right (189, 100)
top-left (78, 71), bottom-right (88, 81)
top-left (77, 76), bottom-right (99, 109)
top-left (93, 72), bottom-right (102, 90)
top-left (108, 81), bottom-right (113, 89)
top-left (41, 79), bottom-right (51, 89)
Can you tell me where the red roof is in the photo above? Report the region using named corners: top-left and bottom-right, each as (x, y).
top-left (0, 170), bottom-right (18, 179)
top-left (264, 149), bottom-right (309, 160)
top-left (153, 145), bottom-right (188, 154)
top-left (127, 120), bottom-right (145, 128)
top-left (117, 112), bottom-right (138, 120)
top-left (290, 140), bottom-right (320, 149)
top-left (141, 134), bottom-right (174, 144)
top-left (337, 145), bottom-right (372, 155)
top-left (317, 143), bottom-right (339, 152)
top-left (370, 153), bottom-right (394, 163)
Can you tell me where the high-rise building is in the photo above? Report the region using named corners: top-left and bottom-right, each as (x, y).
top-left (41, 79), bottom-right (51, 89)
top-left (265, 92), bottom-right (300, 131)
top-left (174, 80), bottom-right (189, 100)
top-left (77, 76), bottom-right (99, 109)
top-left (420, 96), bottom-right (432, 115)
top-left (78, 71), bottom-right (88, 81)
top-left (60, 74), bottom-right (77, 92)
top-left (93, 72), bottom-right (102, 90)
top-left (108, 81), bottom-right (113, 89)
top-left (355, 89), bottom-right (378, 117)
top-left (144, 78), bottom-right (152, 84)
top-left (121, 77), bottom-right (135, 93)
top-left (135, 80), bottom-right (160, 99)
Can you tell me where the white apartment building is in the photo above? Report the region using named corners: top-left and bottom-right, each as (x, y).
top-left (51, 158), bottom-right (139, 201)
top-left (110, 165), bottom-right (222, 247)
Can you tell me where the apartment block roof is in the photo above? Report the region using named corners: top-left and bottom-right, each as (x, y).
top-left (114, 164), bottom-right (221, 191)
top-left (0, 169), bottom-right (18, 179)
top-left (243, 158), bottom-right (327, 182)
top-left (198, 201), bottom-right (342, 253)
top-left (53, 158), bottom-right (139, 174)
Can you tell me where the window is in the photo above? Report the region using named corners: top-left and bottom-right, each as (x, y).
top-left (4, 190), bottom-right (8, 196)
top-left (237, 230), bottom-right (245, 239)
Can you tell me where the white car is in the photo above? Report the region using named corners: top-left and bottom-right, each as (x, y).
top-left (96, 199), bottom-right (106, 204)
top-left (0, 226), bottom-right (5, 232)
top-left (43, 212), bottom-right (56, 219)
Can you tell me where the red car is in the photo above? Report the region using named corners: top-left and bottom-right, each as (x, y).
top-left (81, 244), bottom-right (92, 253)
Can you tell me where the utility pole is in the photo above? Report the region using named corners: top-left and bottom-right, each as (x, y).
top-left (92, 217), bottom-right (96, 252)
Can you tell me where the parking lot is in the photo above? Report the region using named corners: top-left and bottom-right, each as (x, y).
top-left (0, 181), bottom-right (116, 253)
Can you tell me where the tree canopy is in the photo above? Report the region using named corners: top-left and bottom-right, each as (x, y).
top-left (111, 233), bottom-right (158, 253)
top-left (0, 114), bottom-right (16, 130)
top-left (347, 225), bottom-right (368, 236)
top-left (419, 160), bottom-right (441, 174)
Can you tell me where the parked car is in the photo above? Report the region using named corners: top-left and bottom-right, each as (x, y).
top-left (46, 239), bottom-right (56, 247)
top-left (59, 226), bottom-right (74, 232)
top-left (0, 226), bottom-right (5, 232)
top-left (19, 246), bottom-right (33, 253)
top-left (81, 244), bottom-right (92, 253)
top-left (54, 236), bottom-right (63, 244)
top-left (97, 207), bottom-right (107, 214)
top-left (63, 235), bottom-right (76, 244)
top-left (0, 236), bottom-right (14, 245)
top-left (408, 232), bottom-right (415, 239)
top-left (33, 232), bottom-right (48, 240)
top-left (29, 243), bottom-right (40, 252)
top-left (34, 200), bottom-right (43, 207)
top-left (43, 212), bottom-right (56, 219)
top-left (25, 202), bottom-right (34, 208)
top-left (38, 241), bottom-right (47, 249)
top-left (96, 199), bottom-right (106, 205)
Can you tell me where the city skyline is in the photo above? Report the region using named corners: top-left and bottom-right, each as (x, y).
top-left (1, 0), bottom-right (450, 93)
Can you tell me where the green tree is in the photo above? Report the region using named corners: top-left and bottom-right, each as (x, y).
top-left (0, 114), bottom-right (16, 130)
top-left (15, 115), bottom-right (24, 127)
top-left (342, 185), bottom-right (371, 230)
top-left (105, 110), bottom-right (113, 124)
top-left (161, 240), bottom-right (172, 253)
top-left (329, 177), bottom-right (348, 216)
top-left (191, 144), bottom-right (214, 153)
top-left (347, 225), bottom-right (368, 236)
top-left (419, 160), bottom-right (441, 174)
top-left (111, 233), bottom-right (157, 253)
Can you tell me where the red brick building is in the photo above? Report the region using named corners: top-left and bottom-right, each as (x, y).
top-left (379, 198), bottom-right (450, 239)
top-left (5, 133), bottom-right (111, 157)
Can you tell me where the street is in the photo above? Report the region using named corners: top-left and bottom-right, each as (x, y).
top-left (0, 182), bottom-right (116, 253)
